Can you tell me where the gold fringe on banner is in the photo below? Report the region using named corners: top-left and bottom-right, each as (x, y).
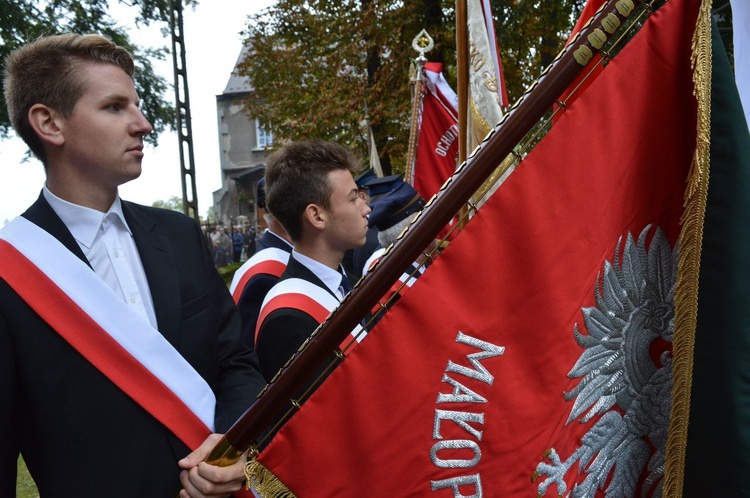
top-left (663, 0), bottom-right (713, 496)
top-left (244, 456), bottom-right (297, 498)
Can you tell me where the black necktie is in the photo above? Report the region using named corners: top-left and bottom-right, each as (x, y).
top-left (339, 272), bottom-right (367, 330)
top-left (340, 273), bottom-right (352, 295)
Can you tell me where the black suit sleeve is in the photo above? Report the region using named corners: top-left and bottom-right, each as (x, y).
top-left (0, 306), bottom-right (19, 497)
top-left (255, 309), bottom-right (320, 384)
top-left (196, 222), bottom-right (267, 433)
top-left (237, 274), bottom-right (280, 351)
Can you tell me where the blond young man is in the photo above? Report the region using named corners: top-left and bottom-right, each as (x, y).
top-left (0, 34), bottom-right (263, 497)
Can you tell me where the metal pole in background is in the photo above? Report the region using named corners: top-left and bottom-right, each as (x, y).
top-left (169, 0), bottom-right (200, 223)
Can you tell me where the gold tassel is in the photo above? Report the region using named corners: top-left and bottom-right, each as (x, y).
top-left (244, 455), bottom-right (297, 498)
top-left (663, 0), bottom-right (713, 496)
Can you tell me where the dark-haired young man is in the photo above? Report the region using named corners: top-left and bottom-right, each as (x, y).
top-left (255, 139), bottom-right (371, 382)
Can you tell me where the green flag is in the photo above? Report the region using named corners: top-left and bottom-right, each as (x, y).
top-left (683, 18), bottom-right (750, 497)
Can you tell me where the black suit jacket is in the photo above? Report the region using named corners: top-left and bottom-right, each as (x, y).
top-left (0, 194), bottom-right (265, 497)
top-left (254, 229), bottom-right (292, 254)
top-left (255, 256), bottom-right (339, 383)
top-left (236, 245), bottom-right (293, 351)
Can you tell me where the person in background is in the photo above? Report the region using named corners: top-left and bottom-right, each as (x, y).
top-left (229, 181), bottom-right (294, 352)
top-left (0, 33), bottom-right (265, 497)
top-left (341, 168), bottom-right (379, 283)
top-left (211, 225), bottom-right (231, 265)
top-left (344, 174), bottom-right (405, 282)
top-left (241, 219), bottom-right (257, 258)
top-left (253, 177), bottom-right (293, 254)
top-left (232, 226), bottom-right (244, 262)
top-left (361, 181), bottom-right (432, 326)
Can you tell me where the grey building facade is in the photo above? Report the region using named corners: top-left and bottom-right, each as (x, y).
top-left (212, 45), bottom-right (272, 227)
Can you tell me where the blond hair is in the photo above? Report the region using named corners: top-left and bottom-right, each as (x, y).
top-left (3, 33), bottom-right (135, 165)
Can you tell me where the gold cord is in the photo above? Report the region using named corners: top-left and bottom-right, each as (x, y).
top-left (663, 0), bottom-right (713, 496)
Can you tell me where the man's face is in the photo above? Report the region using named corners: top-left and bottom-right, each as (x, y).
top-left (56, 62), bottom-right (152, 192)
top-left (323, 169), bottom-right (371, 252)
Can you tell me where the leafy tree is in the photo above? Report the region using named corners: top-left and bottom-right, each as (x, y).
top-left (237, 0), bottom-right (584, 175)
top-left (0, 0), bottom-right (197, 146)
top-left (492, 0), bottom-right (584, 106)
top-left (151, 195), bottom-right (184, 212)
top-left (712, 0), bottom-right (733, 68)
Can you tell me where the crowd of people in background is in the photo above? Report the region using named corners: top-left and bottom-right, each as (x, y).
top-left (203, 217), bottom-right (260, 267)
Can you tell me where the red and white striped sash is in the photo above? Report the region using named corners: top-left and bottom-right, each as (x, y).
top-left (229, 248), bottom-right (289, 304)
top-left (256, 278), bottom-right (366, 350)
top-left (0, 216), bottom-right (215, 449)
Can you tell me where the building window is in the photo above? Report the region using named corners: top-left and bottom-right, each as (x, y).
top-left (256, 119), bottom-right (273, 149)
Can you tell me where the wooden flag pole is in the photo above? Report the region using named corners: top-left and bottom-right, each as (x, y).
top-left (206, 0), bottom-right (646, 463)
top-left (455, 0), bottom-right (471, 230)
top-left (456, 0), bottom-right (469, 166)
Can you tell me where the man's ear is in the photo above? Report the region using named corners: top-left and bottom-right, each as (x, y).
top-left (303, 203), bottom-right (326, 232)
top-left (28, 104), bottom-right (65, 146)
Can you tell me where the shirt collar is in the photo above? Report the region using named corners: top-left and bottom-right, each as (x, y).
top-left (267, 229), bottom-right (294, 249)
top-left (43, 186), bottom-right (132, 249)
top-left (291, 250), bottom-right (345, 297)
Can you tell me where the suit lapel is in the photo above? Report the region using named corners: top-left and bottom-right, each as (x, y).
top-left (122, 202), bottom-right (182, 347)
top-left (22, 192), bottom-right (90, 267)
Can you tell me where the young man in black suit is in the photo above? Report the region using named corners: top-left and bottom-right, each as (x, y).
top-left (254, 139), bottom-right (371, 383)
top-left (253, 177), bottom-right (294, 255)
top-left (230, 178), bottom-right (294, 352)
top-left (0, 33), bottom-right (264, 497)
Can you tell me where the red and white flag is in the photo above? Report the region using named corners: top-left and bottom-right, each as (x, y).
top-left (412, 62), bottom-right (460, 202)
top-left (252, 0), bottom-right (704, 496)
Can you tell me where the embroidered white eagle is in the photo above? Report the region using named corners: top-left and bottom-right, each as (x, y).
top-left (534, 226), bottom-right (676, 498)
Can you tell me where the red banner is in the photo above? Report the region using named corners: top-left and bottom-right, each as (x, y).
top-left (256, 0), bottom-right (699, 495)
top-left (413, 63), bottom-right (459, 201)
top-left (555, 0), bottom-right (607, 117)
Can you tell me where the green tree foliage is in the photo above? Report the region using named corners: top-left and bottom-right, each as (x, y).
top-left (0, 0), bottom-right (196, 146)
top-left (238, 0), bottom-right (451, 175)
top-left (237, 0), bottom-right (585, 174)
top-left (492, 0), bottom-right (584, 105)
top-left (151, 194), bottom-right (184, 212)
top-left (712, 0), bottom-right (734, 68)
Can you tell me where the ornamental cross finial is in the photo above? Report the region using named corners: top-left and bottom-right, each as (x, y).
top-left (412, 29), bottom-right (434, 62)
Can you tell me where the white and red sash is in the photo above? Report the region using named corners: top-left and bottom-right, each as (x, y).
top-left (362, 248), bottom-right (425, 315)
top-left (256, 278), bottom-right (366, 350)
top-left (362, 247), bottom-right (386, 276)
top-left (229, 247), bottom-right (290, 304)
top-left (0, 216), bottom-right (215, 449)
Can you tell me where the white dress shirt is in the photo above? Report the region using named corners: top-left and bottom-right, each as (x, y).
top-left (291, 250), bottom-right (350, 301)
top-left (43, 187), bottom-right (158, 328)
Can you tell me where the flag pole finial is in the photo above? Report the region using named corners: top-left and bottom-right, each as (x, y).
top-left (412, 29), bottom-right (434, 63)
top-left (406, 29), bottom-right (434, 182)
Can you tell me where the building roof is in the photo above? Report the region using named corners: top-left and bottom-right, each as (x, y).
top-left (222, 44), bottom-right (254, 95)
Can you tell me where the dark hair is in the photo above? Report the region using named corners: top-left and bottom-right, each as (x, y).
top-left (3, 33), bottom-right (135, 165)
top-left (265, 139), bottom-right (360, 241)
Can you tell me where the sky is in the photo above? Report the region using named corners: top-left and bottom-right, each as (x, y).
top-left (0, 0), bottom-right (276, 225)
